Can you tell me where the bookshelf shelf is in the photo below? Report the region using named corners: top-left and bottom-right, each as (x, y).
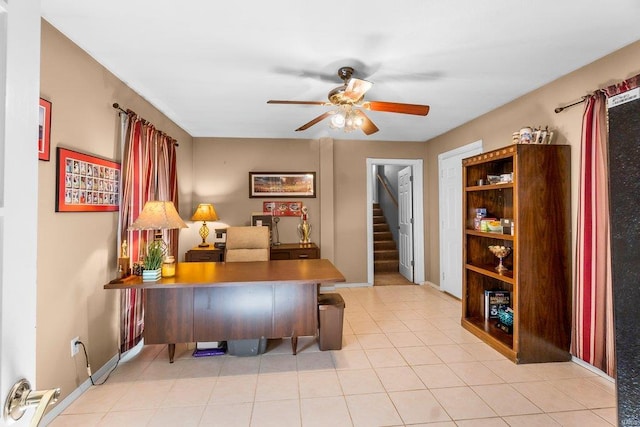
top-left (465, 263), bottom-right (514, 283)
top-left (461, 144), bottom-right (572, 364)
top-left (465, 229), bottom-right (514, 241)
top-left (462, 316), bottom-right (514, 350)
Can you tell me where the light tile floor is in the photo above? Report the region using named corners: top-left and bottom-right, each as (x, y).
top-left (49, 285), bottom-right (617, 426)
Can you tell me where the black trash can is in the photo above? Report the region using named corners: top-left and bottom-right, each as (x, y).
top-left (318, 293), bottom-right (346, 351)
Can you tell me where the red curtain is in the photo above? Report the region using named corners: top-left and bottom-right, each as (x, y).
top-left (118, 112), bottom-right (179, 353)
top-left (571, 91), bottom-right (615, 376)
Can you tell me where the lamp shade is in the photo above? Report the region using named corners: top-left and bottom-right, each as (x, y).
top-left (190, 203), bottom-right (219, 222)
top-left (128, 201), bottom-right (188, 230)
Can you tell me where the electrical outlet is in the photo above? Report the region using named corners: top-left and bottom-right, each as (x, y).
top-left (70, 337), bottom-right (79, 357)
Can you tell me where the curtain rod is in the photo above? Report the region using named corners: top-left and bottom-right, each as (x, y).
top-left (554, 96), bottom-right (588, 114)
top-left (112, 102), bottom-right (179, 146)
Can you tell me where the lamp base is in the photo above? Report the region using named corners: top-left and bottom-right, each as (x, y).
top-left (198, 242), bottom-right (211, 248)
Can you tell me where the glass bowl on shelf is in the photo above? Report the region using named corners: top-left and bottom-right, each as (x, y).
top-left (488, 245), bottom-right (512, 273)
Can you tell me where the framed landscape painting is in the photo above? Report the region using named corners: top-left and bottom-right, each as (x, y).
top-left (249, 172), bottom-right (316, 198)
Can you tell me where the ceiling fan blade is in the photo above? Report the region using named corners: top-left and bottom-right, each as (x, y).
top-left (295, 111), bottom-right (334, 131)
top-left (267, 100), bottom-right (328, 106)
top-left (343, 78), bottom-right (373, 103)
top-left (363, 101), bottom-right (430, 116)
top-left (355, 110), bottom-right (379, 135)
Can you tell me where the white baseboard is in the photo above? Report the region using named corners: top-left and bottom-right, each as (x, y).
top-left (320, 282), bottom-right (372, 292)
top-left (424, 280), bottom-right (440, 289)
top-left (335, 282), bottom-right (372, 288)
top-left (571, 356), bottom-right (615, 383)
top-left (41, 342), bottom-right (143, 426)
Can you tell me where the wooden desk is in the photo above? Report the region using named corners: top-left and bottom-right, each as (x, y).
top-left (105, 259), bottom-right (345, 362)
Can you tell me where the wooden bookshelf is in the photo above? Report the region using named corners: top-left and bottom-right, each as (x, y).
top-left (461, 144), bottom-right (572, 363)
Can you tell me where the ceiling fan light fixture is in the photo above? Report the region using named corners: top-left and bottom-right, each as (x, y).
top-left (342, 108), bottom-right (362, 133)
top-left (330, 111), bottom-right (346, 128)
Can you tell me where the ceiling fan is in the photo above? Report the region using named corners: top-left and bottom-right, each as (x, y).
top-left (267, 66), bottom-right (430, 136)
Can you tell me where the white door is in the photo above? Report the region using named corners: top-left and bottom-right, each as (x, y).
top-left (398, 166), bottom-right (413, 282)
top-left (1, 1), bottom-right (41, 426)
top-left (438, 141), bottom-right (482, 298)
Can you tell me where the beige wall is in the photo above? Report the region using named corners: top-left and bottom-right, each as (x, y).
top-left (190, 137), bottom-right (321, 247)
top-left (333, 140), bottom-right (426, 282)
top-left (424, 40), bottom-right (640, 286)
top-left (192, 137), bottom-right (427, 283)
top-left (37, 21), bottom-right (193, 399)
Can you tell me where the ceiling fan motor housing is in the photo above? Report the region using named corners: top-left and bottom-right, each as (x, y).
top-left (329, 66), bottom-right (366, 104)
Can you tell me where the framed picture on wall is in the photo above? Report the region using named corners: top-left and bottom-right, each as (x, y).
top-left (263, 201), bottom-right (303, 216)
top-left (38, 98), bottom-right (52, 161)
top-left (249, 172), bottom-right (316, 198)
top-left (55, 147), bottom-right (121, 212)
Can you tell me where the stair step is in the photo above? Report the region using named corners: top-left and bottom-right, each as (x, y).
top-left (374, 223), bottom-right (390, 232)
top-left (373, 208), bottom-right (384, 217)
top-left (373, 231), bottom-right (393, 241)
top-left (374, 259), bottom-right (399, 273)
top-left (374, 249), bottom-right (399, 260)
top-left (374, 240), bottom-right (396, 250)
top-left (373, 216), bottom-right (386, 224)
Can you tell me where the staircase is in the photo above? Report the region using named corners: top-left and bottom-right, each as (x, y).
top-left (373, 203), bottom-right (399, 273)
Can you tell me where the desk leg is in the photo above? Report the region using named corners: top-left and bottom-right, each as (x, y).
top-left (291, 336), bottom-right (298, 355)
top-left (168, 344), bottom-right (175, 363)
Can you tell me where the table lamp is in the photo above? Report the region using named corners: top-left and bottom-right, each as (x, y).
top-left (191, 203), bottom-right (219, 247)
top-left (128, 200), bottom-right (188, 252)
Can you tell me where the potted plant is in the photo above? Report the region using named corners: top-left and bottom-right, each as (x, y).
top-left (142, 239), bottom-right (165, 281)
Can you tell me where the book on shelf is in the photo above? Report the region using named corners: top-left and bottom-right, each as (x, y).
top-left (484, 290), bottom-right (511, 319)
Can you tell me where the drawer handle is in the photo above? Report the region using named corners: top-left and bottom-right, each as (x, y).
top-left (298, 254), bottom-right (309, 258)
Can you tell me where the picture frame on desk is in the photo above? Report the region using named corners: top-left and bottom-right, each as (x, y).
top-left (249, 172), bottom-right (316, 198)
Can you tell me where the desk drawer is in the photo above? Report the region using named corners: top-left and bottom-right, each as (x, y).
top-left (289, 248), bottom-right (318, 259)
top-left (185, 250), bottom-right (223, 262)
top-left (270, 246), bottom-right (319, 260)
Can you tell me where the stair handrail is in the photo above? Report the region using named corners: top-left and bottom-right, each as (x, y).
top-left (376, 173), bottom-right (398, 208)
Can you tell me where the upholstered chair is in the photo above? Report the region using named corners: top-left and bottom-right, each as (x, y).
top-left (224, 226), bottom-right (270, 262)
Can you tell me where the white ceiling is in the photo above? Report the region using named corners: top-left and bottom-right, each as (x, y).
top-left (41, 1), bottom-right (640, 142)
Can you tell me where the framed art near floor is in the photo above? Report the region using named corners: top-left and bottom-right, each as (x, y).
top-left (55, 147), bottom-right (120, 212)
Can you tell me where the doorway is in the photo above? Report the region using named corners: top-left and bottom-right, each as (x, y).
top-left (438, 140), bottom-right (482, 298)
top-left (366, 158), bottom-right (424, 286)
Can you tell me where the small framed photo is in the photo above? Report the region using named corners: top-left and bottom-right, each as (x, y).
top-left (39, 98), bottom-right (52, 161)
top-left (249, 172), bottom-right (316, 198)
top-left (263, 201), bottom-right (303, 216)
top-left (55, 147), bottom-right (121, 212)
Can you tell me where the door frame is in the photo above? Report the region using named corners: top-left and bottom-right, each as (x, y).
top-left (366, 158), bottom-right (424, 285)
top-left (1, 0), bottom-right (40, 425)
top-left (438, 140), bottom-right (482, 296)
